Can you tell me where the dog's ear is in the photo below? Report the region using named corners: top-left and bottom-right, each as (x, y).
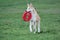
top-left (27, 3), bottom-right (30, 7)
top-left (30, 3), bottom-right (33, 7)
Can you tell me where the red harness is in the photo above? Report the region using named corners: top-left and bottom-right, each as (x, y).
top-left (22, 11), bottom-right (32, 22)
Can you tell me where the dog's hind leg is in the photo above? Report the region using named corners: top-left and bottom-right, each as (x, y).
top-left (33, 21), bottom-right (37, 33)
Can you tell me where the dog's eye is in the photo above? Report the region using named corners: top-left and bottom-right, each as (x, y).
top-left (33, 10), bottom-right (34, 11)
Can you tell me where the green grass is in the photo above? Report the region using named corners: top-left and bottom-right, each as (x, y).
top-left (0, 0), bottom-right (60, 40)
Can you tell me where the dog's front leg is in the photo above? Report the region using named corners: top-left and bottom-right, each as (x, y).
top-left (38, 20), bottom-right (40, 33)
top-left (29, 21), bottom-right (33, 32)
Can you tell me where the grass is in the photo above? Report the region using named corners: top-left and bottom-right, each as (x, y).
top-left (0, 0), bottom-right (60, 40)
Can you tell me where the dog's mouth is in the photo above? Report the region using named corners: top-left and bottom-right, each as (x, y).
top-left (25, 10), bottom-right (31, 13)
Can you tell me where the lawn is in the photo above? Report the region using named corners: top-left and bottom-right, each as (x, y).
top-left (0, 0), bottom-right (60, 40)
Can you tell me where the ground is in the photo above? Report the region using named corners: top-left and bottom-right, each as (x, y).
top-left (0, 0), bottom-right (60, 40)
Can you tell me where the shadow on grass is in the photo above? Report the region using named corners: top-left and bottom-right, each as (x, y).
top-left (39, 29), bottom-right (60, 34)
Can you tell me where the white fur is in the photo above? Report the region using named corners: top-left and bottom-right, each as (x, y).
top-left (27, 3), bottom-right (40, 33)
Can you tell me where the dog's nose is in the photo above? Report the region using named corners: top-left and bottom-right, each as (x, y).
top-left (29, 11), bottom-right (31, 12)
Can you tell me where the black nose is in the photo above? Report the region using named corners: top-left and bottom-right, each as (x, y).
top-left (29, 11), bottom-right (31, 12)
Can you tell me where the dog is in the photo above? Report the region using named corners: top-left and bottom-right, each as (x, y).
top-left (26, 3), bottom-right (41, 33)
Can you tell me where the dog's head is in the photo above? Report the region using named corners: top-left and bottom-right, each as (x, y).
top-left (26, 3), bottom-right (34, 12)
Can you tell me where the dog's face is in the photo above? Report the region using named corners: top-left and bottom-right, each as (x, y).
top-left (26, 3), bottom-right (34, 12)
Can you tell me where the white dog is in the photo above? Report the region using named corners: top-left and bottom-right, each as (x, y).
top-left (26, 3), bottom-right (41, 33)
